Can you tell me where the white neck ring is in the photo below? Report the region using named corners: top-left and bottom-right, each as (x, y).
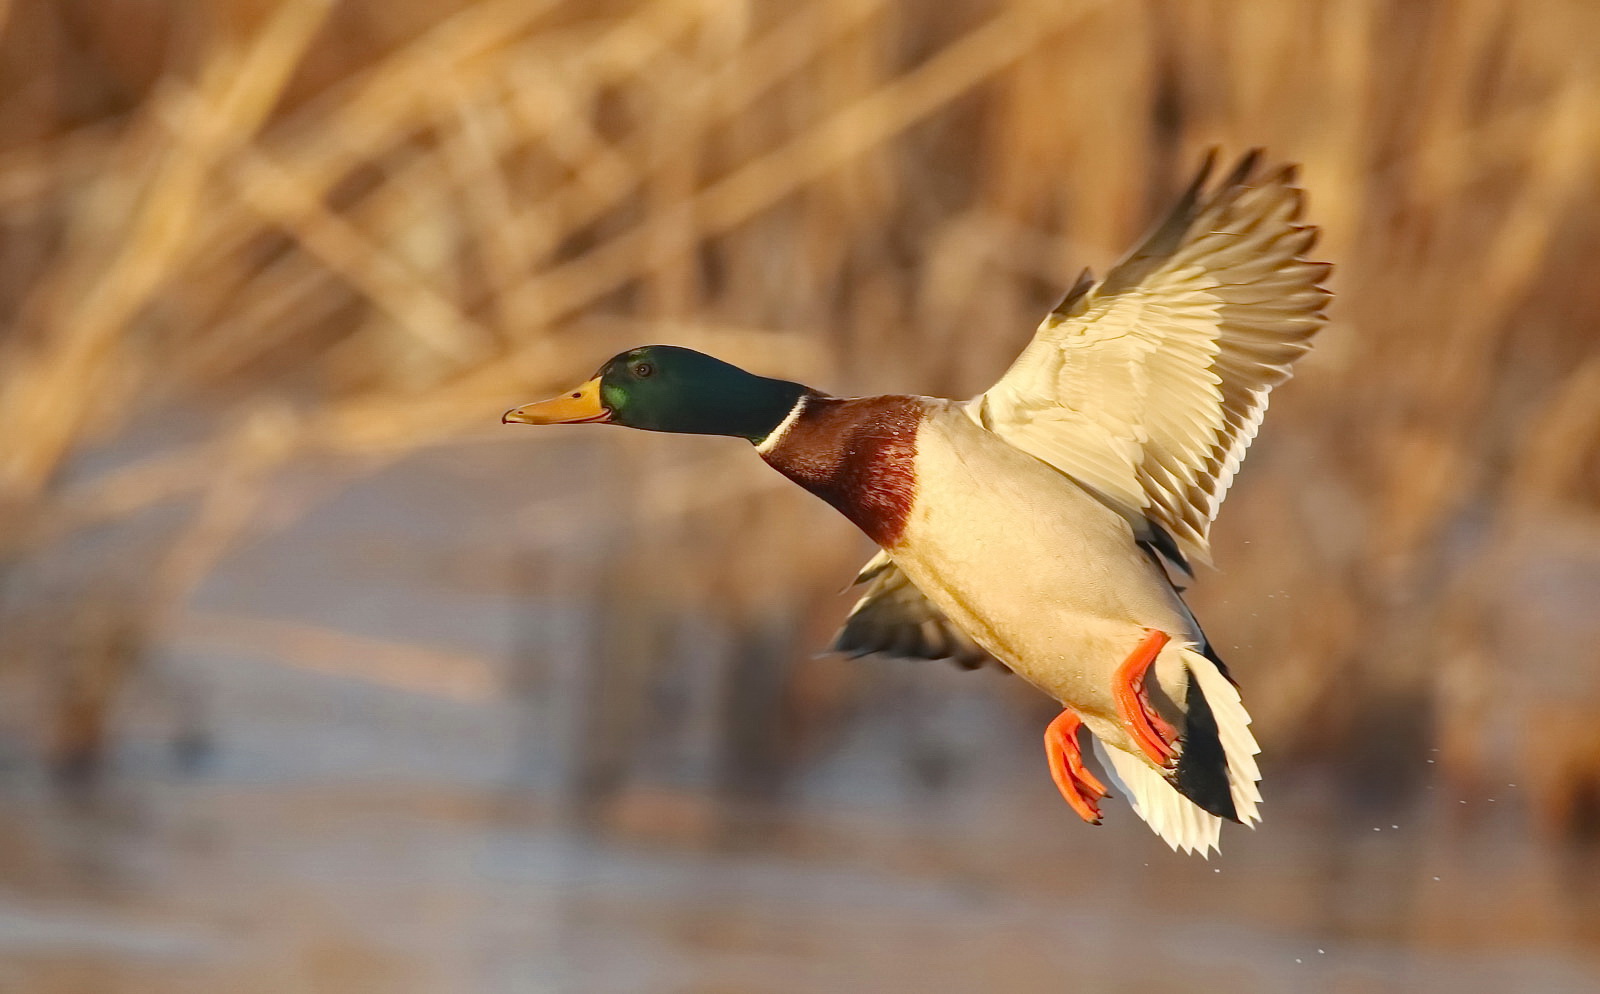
top-left (754, 396), bottom-right (808, 454)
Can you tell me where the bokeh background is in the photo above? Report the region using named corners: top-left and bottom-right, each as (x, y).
top-left (0, 1), bottom-right (1597, 991)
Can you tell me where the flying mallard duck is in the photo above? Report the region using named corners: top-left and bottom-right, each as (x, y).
top-left (505, 150), bottom-right (1330, 854)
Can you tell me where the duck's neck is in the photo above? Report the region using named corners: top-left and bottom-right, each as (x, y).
top-left (659, 372), bottom-right (808, 441)
top-left (757, 395), bottom-right (924, 547)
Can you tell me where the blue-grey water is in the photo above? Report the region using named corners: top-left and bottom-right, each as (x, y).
top-left (0, 433), bottom-right (1595, 993)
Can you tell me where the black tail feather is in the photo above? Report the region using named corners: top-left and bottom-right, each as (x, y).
top-left (1173, 665), bottom-right (1239, 823)
top-left (1198, 636), bottom-right (1235, 686)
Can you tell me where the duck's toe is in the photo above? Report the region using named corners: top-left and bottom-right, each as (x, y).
top-left (1044, 708), bottom-right (1107, 824)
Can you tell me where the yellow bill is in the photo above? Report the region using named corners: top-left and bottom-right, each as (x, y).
top-left (502, 376), bottom-right (611, 425)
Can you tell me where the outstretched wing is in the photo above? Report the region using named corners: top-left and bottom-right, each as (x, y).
top-left (830, 551), bottom-right (991, 669)
top-left (831, 151), bottom-right (1329, 665)
top-left (972, 150), bottom-right (1331, 564)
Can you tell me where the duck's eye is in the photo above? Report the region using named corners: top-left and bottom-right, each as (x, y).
top-left (633, 362), bottom-right (655, 379)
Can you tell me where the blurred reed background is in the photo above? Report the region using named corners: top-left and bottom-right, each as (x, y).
top-left (0, 1), bottom-right (1598, 992)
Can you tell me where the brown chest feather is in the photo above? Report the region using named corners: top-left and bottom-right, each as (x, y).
top-left (760, 395), bottom-right (921, 547)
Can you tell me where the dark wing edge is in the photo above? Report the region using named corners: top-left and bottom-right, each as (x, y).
top-left (828, 556), bottom-right (993, 670)
top-left (1097, 147), bottom-right (1265, 300)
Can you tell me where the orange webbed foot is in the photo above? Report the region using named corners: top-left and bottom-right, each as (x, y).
top-left (1113, 629), bottom-right (1179, 767)
top-left (1044, 709), bottom-right (1107, 824)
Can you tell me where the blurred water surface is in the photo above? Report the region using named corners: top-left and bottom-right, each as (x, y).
top-left (1, 440), bottom-right (1597, 993)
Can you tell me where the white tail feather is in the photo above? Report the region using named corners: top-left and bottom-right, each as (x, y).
top-left (1090, 648), bottom-right (1263, 855)
top-left (1183, 648), bottom-right (1263, 825)
top-left (1094, 739), bottom-right (1223, 856)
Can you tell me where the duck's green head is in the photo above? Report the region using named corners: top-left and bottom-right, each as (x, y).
top-left (503, 345), bottom-right (808, 443)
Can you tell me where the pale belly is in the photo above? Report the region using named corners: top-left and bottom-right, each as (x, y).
top-left (888, 411), bottom-right (1200, 734)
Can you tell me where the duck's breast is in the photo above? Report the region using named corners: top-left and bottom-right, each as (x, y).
top-left (891, 405), bottom-right (1197, 714)
top-left (758, 394), bottom-right (922, 547)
